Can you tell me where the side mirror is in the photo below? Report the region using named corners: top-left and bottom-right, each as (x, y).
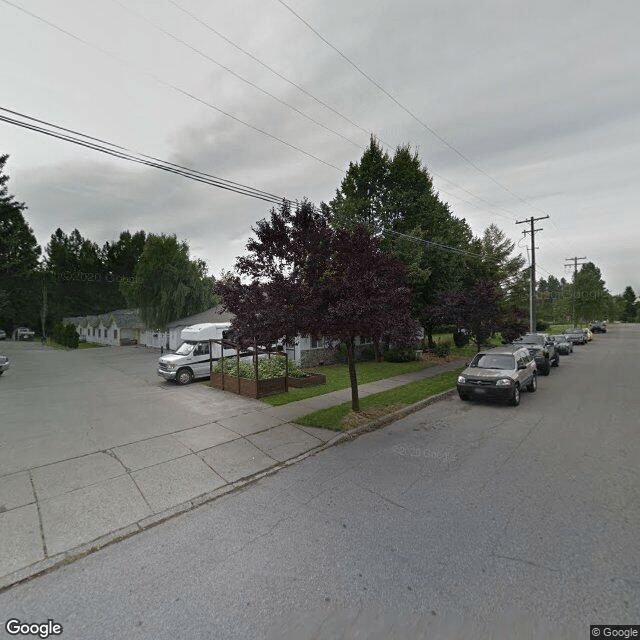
top-left (465, 362), bottom-right (470, 367)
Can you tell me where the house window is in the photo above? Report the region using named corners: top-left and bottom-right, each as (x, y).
top-left (310, 336), bottom-right (320, 349)
top-left (114, 329), bottom-right (118, 339)
top-left (98, 329), bottom-right (102, 338)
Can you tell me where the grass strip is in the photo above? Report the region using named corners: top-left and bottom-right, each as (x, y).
top-left (294, 368), bottom-right (463, 431)
top-left (261, 359), bottom-right (440, 406)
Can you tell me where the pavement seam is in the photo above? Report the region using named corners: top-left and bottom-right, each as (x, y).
top-left (0, 383), bottom-right (457, 592)
top-left (127, 471), bottom-right (154, 513)
top-left (28, 469), bottom-right (48, 559)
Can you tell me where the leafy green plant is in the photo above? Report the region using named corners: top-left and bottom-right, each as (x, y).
top-left (213, 355), bottom-right (306, 380)
top-left (434, 341), bottom-right (451, 358)
top-left (384, 346), bottom-right (417, 362)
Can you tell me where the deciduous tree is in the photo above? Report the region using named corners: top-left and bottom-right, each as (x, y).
top-left (217, 200), bottom-right (418, 412)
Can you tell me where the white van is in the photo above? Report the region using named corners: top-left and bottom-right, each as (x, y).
top-left (157, 323), bottom-right (235, 385)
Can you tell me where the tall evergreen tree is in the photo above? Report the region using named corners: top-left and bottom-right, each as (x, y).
top-left (0, 155), bottom-right (42, 330)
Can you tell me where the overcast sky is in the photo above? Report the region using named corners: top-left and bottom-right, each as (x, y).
top-left (1, 0), bottom-right (638, 296)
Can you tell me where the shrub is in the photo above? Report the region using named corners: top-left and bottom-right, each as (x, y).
top-left (384, 346), bottom-right (417, 362)
top-left (453, 329), bottom-right (469, 348)
top-left (213, 355), bottom-right (306, 380)
top-left (52, 322), bottom-right (64, 345)
top-left (536, 320), bottom-right (549, 331)
top-left (434, 341), bottom-right (451, 358)
top-left (64, 324), bottom-right (79, 349)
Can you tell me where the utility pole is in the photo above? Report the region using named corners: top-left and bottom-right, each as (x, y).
top-left (41, 277), bottom-right (47, 340)
top-left (516, 215), bottom-right (549, 332)
top-left (564, 256), bottom-right (587, 327)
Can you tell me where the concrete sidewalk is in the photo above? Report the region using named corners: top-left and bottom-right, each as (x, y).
top-left (0, 359), bottom-right (461, 589)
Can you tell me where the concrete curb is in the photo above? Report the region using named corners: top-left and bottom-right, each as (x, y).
top-left (0, 385), bottom-right (457, 592)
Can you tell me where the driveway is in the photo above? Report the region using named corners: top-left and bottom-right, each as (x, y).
top-left (0, 342), bottom-right (329, 582)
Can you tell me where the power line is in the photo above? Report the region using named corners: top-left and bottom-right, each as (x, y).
top-left (0, 107), bottom-right (289, 204)
top-left (276, 0), bottom-right (550, 216)
top-left (167, 0), bottom-right (374, 142)
top-left (169, 0), bottom-right (551, 230)
top-left (112, 0), bottom-right (364, 150)
top-left (384, 229), bottom-right (484, 258)
top-left (0, 0), bottom-right (344, 172)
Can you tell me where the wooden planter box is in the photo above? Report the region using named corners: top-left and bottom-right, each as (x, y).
top-left (287, 373), bottom-right (326, 388)
top-left (210, 373), bottom-right (287, 399)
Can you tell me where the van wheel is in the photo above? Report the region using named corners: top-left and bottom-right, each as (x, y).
top-left (509, 385), bottom-right (521, 406)
top-left (176, 368), bottom-right (194, 385)
top-left (527, 373), bottom-right (537, 392)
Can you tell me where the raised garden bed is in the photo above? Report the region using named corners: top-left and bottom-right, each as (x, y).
top-left (210, 372), bottom-right (326, 398)
top-left (287, 373), bottom-right (326, 388)
top-left (210, 372), bottom-right (287, 398)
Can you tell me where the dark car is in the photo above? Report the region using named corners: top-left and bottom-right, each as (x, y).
top-left (591, 322), bottom-right (607, 333)
top-left (551, 335), bottom-right (573, 355)
top-left (512, 332), bottom-right (558, 375)
top-left (0, 354), bottom-right (9, 376)
top-left (565, 328), bottom-right (587, 345)
top-left (457, 346), bottom-right (537, 406)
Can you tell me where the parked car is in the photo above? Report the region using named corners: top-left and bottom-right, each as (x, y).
top-left (512, 332), bottom-right (558, 375)
top-left (0, 354), bottom-right (10, 376)
top-left (591, 321), bottom-right (607, 333)
top-left (0, 329), bottom-right (6, 340)
top-left (565, 328), bottom-right (587, 345)
top-left (551, 335), bottom-right (573, 355)
top-left (15, 327), bottom-right (35, 341)
top-left (457, 346), bottom-right (537, 406)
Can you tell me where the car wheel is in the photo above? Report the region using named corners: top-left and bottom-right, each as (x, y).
top-left (541, 361), bottom-right (551, 376)
top-left (510, 385), bottom-right (521, 406)
top-left (176, 368), bottom-right (194, 385)
top-left (527, 373), bottom-right (537, 392)
top-left (552, 355), bottom-right (560, 367)
top-left (458, 391), bottom-right (470, 401)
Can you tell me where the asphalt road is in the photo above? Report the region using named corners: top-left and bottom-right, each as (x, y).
top-left (1, 325), bottom-right (638, 639)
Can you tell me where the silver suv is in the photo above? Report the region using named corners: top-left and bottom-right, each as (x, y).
top-left (457, 346), bottom-right (537, 406)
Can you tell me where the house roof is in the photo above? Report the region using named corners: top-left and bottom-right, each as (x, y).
top-left (166, 305), bottom-right (235, 328)
top-left (103, 309), bottom-right (145, 329)
top-left (62, 309), bottom-right (146, 330)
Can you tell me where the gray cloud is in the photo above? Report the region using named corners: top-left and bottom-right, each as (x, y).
top-left (2, 0), bottom-right (639, 296)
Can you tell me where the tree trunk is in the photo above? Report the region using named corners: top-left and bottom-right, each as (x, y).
top-left (374, 338), bottom-right (383, 363)
top-left (426, 327), bottom-right (434, 349)
top-left (346, 337), bottom-right (360, 412)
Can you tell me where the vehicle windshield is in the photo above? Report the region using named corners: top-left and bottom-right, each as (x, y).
top-left (470, 354), bottom-right (516, 370)
top-left (175, 341), bottom-right (195, 355)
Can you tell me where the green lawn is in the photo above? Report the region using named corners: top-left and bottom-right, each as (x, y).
top-left (548, 323), bottom-right (575, 333)
top-left (294, 368), bottom-right (463, 431)
top-left (260, 359), bottom-right (440, 406)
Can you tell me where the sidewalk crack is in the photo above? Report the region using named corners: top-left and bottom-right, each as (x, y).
top-left (28, 470), bottom-right (48, 558)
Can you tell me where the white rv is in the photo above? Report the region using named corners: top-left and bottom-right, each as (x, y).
top-left (157, 323), bottom-right (234, 385)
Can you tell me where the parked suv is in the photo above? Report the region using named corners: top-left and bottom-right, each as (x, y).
top-left (512, 332), bottom-right (558, 375)
top-left (457, 346), bottom-right (537, 406)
